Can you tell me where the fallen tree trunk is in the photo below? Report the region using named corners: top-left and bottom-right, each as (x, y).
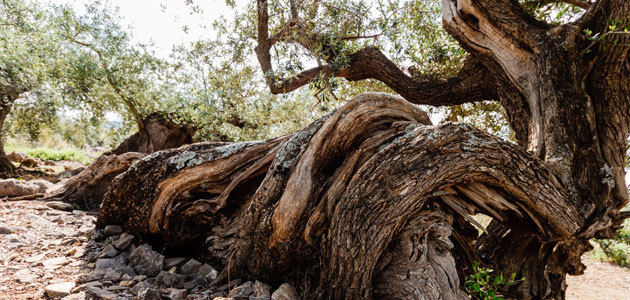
top-left (43, 152), bottom-right (145, 210)
top-left (38, 113), bottom-right (195, 210)
top-left (98, 93), bottom-right (584, 299)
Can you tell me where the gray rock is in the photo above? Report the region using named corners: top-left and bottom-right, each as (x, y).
top-left (271, 283), bottom-right (298, 300)
top-left (0, 179), bottom-right (39, 197)
top-left (15, 269), bottom-right (38, 284)
top-left (182, 275), bottom-right (206, 290)
top-left (73, 281), bottom-right (103, 293)
top-left (0, 225), bottom-right (16, 234)
top-left (47, 201), bottom-right (74, 211)
top-left (45, 282), bottom-right (76, 298)
top-left (253, 281), bottom-right (271, 299)
top-left (61, 292), bottom-right (87, 300)
top-left (168, 288), bottom-right (187, 300)
top-left (104, 268), bottom-right (122, 282)
top-left (100, 244), bottom-right (118, 258)
top-left (78, 270), bottom-right (106, 283)
top-left (86, 287), bottom-right (119, 300)
top-left (129, 244), bottom-right (164, 276)
top-left (42, 256), bottom-right (69, 270)
top-left (140, 288), bottom-right (162, 300)
top-left (228, 281), bottom-right (254, 297)
top-left (156, 271), bottom-right (186, 288)
top-left (197, 264), bottom-right (215, 278)
top-left (113, 233), bottom-right (134, 250)
top-left (105, 285), bottom-right (127, 292)
top-left (95, 256), bottom-right (126, 270)
top-left (104, 225), bottom-right (123, 236)
top-left (31, 179), bottom-right (53, 193)
top-left (118, 265), bottom-right (137, 277)
top-left (179, 259), bottom-right (202, 275)
top-left (163, 257), bottom-right (186, 270)
top-left (131, 279), bottom-right (156, 295)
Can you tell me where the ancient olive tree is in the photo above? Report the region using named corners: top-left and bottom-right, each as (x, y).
top-left (97, 0), bottom-right (630, 299)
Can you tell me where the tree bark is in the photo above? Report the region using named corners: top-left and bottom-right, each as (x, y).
top-left (42, 152), bottom-right (145, 210)
top-left (0, 102), bottom-right (17, 179)
top-left (107, 112), bottom-right (196, 155)
top-left (98, 93), bottom-right (582, 299)
top-left (442, 0), bottom-right (630, 298)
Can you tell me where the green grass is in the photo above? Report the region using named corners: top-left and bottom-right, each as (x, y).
top-left (5, 143), bottom-right (91, 164)
top-left (591, 211), bottom-right (630, 267)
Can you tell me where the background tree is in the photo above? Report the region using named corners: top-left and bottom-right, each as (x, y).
top-left (1, 0), bottom-right (170, 177)
top-left (0, 0), bottom-right (64, 177)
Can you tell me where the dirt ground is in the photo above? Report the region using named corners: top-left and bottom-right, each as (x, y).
top-left (566, 256), bottom-right (630, 300)
top-left (0, 199), bottom-right (628, 299)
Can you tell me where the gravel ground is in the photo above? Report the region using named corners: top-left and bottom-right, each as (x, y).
top-left (0, 200), bottom-right (97, 299)
top-left (1, 199), bottom-right (628, 299)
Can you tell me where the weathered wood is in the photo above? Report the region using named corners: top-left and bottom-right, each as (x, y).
top-left (98, 93), bottom-right (581, 299)
top-left (108, 112), bottom-right (195, 155)
top-left (42, 152), bottom-right (145, 210)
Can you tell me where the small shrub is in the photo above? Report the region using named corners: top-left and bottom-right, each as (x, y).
top-left (592, 218), bottom-right (630, 267)
top-left (465, 262), bottom-right (523, 300)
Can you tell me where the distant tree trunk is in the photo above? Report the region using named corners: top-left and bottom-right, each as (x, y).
top-left (40, 113), bottom-right (195, 209)
top-left (108, 112), bottom-right (196, 155)
top-left (0, 102), bottom-right (17, 179)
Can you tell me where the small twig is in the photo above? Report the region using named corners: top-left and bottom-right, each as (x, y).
top-left (310, 88), bottom-right (325, 112)
top-left (340, 33), bottom-right (383, 40)
top-left (582, 31), bottom-right (630, 55)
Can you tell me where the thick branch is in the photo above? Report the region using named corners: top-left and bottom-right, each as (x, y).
top-left (255, 0), bottom-right (496, 106)
top-left (525, 0), bottom-right (591, 10)
top-left (339, 48), bottom-right (497, 105)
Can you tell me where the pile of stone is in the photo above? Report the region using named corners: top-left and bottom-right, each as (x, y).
top-left (57, 225), bottom-right (299, 300)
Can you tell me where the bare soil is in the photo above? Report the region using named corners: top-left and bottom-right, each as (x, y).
top-left (566, 255), bottom-right (630, 300)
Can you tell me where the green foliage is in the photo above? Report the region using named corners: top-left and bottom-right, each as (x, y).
top-left (6, 139), bottom-right (91, 163)
top-left (20, 147), bottom-right (90, 163)
top-left (592, 218), bottom-right (630, 267)
top-left (465, 262), bottom-right (523, 300)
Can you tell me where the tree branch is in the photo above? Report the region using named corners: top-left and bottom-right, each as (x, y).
top-left (525, 0), bottom-right (591, 10)
top-left (254, 0), bottom-right (496, 106)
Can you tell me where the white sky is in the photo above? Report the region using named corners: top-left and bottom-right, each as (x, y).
top-left (39, 0), bottom-right (232, 58)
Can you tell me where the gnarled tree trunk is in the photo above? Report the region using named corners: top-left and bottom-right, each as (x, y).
top-left (98, 93), bottom-right (583, 299)
top-left (97, 1), bottom-right (629, 299)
